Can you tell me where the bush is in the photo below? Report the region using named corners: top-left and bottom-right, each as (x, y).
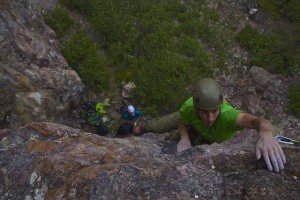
top-left (46, 7), bottom-right (109, 92)
top-left (237, 0), bottom-right (300, 74)
top-left (62, 32), bottom-right (109, 90)
top-left (236, 24), bottom-right (300, 74)
top-left (45, 6), bottom-right (75, 38)
top-left (288, 81), bottom-right (300, 118)
top-left (257, 0), bottom-right (300, 22)
top-left (48, 0), bottom-right (229, 115)
top-left (59, 0), bottom-right (93, 14)
top-left (75, 0), bottom-right (218, 114)
top-left (134, 49), bottom-right (213, 114)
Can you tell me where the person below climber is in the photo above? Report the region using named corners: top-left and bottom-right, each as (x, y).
top-left (122, 105), bottom-right (142, 126)
top-left (134, 78), bottom-right (286, 172)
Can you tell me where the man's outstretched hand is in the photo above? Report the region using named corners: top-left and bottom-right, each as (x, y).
top-left (256, 137), bottom-right (286, 172)
top-left (177, 136), bottom-right (192, 152)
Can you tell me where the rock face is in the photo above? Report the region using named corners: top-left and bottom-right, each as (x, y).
top-left (0, 0), bottom-right (84, 128)
top-left (0, 122), bottom-right (299, 199)
top-left (1, 1), bottom-right (300, 199)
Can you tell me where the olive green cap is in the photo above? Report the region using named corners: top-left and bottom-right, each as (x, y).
top-left (193, 78), bottom-right (223, 110)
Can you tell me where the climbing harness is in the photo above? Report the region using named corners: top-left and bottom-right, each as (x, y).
top-left (275, 135), bottom-right (300, 146)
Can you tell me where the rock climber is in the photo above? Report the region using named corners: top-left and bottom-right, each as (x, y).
top-left (134, 78), bottom-right (286, 172)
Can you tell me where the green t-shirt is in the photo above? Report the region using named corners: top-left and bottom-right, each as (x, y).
top-left (179, 97), bottom-right (243, 142)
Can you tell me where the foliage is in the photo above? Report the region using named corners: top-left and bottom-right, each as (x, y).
top-left (236, 23), bottom-right (300, 74)
top-left (54, 0), bottom-right (221, 114)
top-left (288, 81), bottom-right (300, 118)
top-left (235, 0), bottom-right (300, 74)
top-left (46, 5), bottom-right (109, 91)
top-left (237, 1), bottom-right (300, 118)
top-left (48, 0), bottom-right (299, 116)
top-left (61, 32), bottom-right (109, 90)
top-left (45, 6), bottom-right (75, 38)
top-left (59, 0), bottom-right (93, 14)
top-left (257, 0), bottom-right (300, 22)
top-left (96, 102), bottom-right (111, 115)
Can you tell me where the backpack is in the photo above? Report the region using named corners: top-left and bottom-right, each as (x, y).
top-left (117, 122), bottom-right (134, 136)
top-left (79, 101), bottom-right (110, 135)
top-left (87, 114), bottom-right (102, 126)
top-left (96, 124), bottom-right (109, 135)
top-left (79, 101), bottom-right (97, 121)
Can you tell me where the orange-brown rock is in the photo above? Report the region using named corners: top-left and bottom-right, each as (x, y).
top-left (0, 122), bottom-right (299, 199)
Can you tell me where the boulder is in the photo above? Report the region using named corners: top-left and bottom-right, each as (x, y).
top-left (0, 122), bottom-right (299, 199)
top-left (122, 82), bottom-right (136, 99)
top-left (0, 0), bottom-right (84, 128)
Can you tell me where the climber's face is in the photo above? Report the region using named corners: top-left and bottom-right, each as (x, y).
top-left (197, 107), bottom-right (220, 126)
top-left (129, 111), bottom-right (135, 117)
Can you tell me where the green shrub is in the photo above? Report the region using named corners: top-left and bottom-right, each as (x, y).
top-left (281, 0), bottom-right (300, 22)
top-left (46, 0), bottom-right (300, 116)
top-left (59, 0), bottom-right (93, 14)
top-left (134, 49), bottom-right (213, 114)
top-left (48, 0), bottom-right (228, 114)
top-left (46, 5), bottom-right (110, 92)
top-left (235, 0), bottom-right (300, 74)
top-left (45, 6), bottom-right (75, 38)
top-left (257, 0), bottom-right (300, 22)
top-left (237, 24), bottom-right (300, 74)
top-left (62, 32), bottom-right (109, 90)
top-left (288, 81), bottom-right (300, 118)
